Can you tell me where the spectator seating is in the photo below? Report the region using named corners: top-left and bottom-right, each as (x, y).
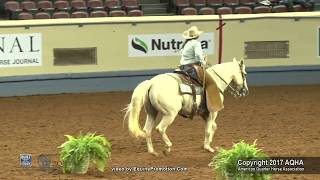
top-left (2, 0), bottom-right (314, 20)
top-left (38, 0), bottom-right (54, 13)
top-left (90, 10), bottom-right (108, 17)
top-left (3, 0), bottom-right (144, 19)
top-left (71, 11), bottom-right (89, 18)
top-left (54, 0), bottom-right (70, 11)
top-left (175, 0), bottom-right (191, 14)
top-left (224, 0), bottom-right (240, 7)
top-left (253, 6), bottom-right (271, 13)
top-left (293, 4), bottom-right (306, 11)
top-left (35, 12), bottom-right (51, 19)
top-left (127, 9), bottom-right (144, 16)
top-left (18, 11), bottom-right (33, 20)
top-left (234, 6), bottom-right (252, 13)
top-left (207, 0), bottom-right (223, 9)
top-left (217, 6), bottom-right (233, 14)
top-left (105, 0), bottom-right (122, 11)
top-left (181, 7), bottom-right (198, 15)
top-left (122, 0), bottom-right (139, 11)
top-left (240, 0), bottom-right (257, 7)
top-left (87, 0), bottom-right (105, 11)
top-left (191, 0), bottom-right (206, 10)
top-left (70, 0), bottom-right (87, 11)
top-left (52, 11), bottom-right (70, 18)
top-left (198, 7), bottom-right (215, 14)
top-left (109, 9), bottom-right (127, 16)
top-left (272, 4), bottom-right (288, 12)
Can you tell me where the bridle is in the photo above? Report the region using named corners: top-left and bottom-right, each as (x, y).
top-left (208, 62), bottom-right (247, 97)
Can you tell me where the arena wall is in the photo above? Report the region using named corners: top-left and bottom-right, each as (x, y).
top-left (0, 12), bottom-right (320, 96)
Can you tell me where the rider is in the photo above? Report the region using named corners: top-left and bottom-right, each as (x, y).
top-left (180, 26), bottom-right (207, 83)
top-left (179, 26), bottom-right (224, 114)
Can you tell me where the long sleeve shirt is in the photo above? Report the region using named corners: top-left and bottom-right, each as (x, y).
top-left (180, 39), bottom-right (205, 65)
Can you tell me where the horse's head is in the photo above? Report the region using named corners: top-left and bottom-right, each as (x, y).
top-left (231, 58), bottom-right (249, 97)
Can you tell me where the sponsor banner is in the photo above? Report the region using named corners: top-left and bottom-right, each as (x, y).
top-left (0, 33), bottom-right (42, 68)
top-left (128, 33), bottom-right (214, 57)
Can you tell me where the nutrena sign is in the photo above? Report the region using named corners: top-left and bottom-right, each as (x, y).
top-left (128, 33), bottom-right (214, 57)
top-left (0, 33), bottom-right (42, 67)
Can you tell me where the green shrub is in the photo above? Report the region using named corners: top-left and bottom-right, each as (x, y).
top-left (58, 133), bottom-right (112, 174)
top-left (211, 140), bottom-right (271, 180)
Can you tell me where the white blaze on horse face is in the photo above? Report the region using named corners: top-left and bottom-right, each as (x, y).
top-left (232, 59), bottom-right (244, 87)
top-left (232, 58), bottom-right (249, 96)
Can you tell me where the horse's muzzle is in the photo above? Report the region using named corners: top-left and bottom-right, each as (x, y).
top-left (240, 88), bottom-right (249, 97)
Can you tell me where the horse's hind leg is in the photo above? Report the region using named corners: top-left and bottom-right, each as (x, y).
top-left (155, 113), bottom-right (177, 154)
top-left (143, 100), bottom-right (158, 156)
top-left (204, 112), bottom-right (218, 153)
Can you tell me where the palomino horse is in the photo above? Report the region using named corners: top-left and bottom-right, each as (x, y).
top-left (124, 58), bottom-right (249, 156)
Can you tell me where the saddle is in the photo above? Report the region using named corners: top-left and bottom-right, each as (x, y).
top-left (173, 63), bottom-right (224, 119)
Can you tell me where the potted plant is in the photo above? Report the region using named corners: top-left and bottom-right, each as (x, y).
top-left (211, 140), bottom-right (271, 180)
top-left (58, 132), bottom-right (112, 174)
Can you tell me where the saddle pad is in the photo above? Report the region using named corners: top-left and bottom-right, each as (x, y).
top-left (179, 84), bottom-right (203, 95)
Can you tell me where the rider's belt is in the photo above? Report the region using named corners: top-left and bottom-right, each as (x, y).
top-left (179, 62), bottom-right (202, 70)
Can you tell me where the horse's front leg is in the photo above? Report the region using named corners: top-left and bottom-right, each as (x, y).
top-left (204, 112), bottom-right (218, 153)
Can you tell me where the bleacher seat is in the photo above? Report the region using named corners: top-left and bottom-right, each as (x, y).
top-left (224, 0), bottom-right (240, 7)
top-left (234, 6), bottom-right (252, 13)
top-left (20, 0), bottom-right (37, 11)
top-left (191, 0), bottom-right (206, 10)
top-left (71, 11), bottom-right (89, 18)
top-left (21, 0), bottom-right (38, 16)
top-left (54, 0), bottom-right (70, 11)
top-left (18, 12), bottom-right (33, 19)
top-left (272, 5), bottom-right (288, 12)
top-left (293, 4), bottom-right (306, 12)
top-left (105, 0), bottom-right (122, 11)
top-left (35, 12), bottom-right (51, 19)
top-left (4, 1), bottom-right (22, 19)
top-left (109, 10), bottom-right (127, 16)
top-left (175, 0), bottom-right (191, 14)
top-left (128, 9), bottom-right (144, 16)
top-left (87, 0), bottom-right (104, 11)
top-left (37, 0), bottom-right (54, 14)
top-left (90, 10), bottom-right (108, 17)
top-left (207, 0), bottom-right (223, 9)
top-left (198, 7), bottom-right (215, 14)
top-left (122, 0), bottom-right (140, 11)
top-left (52, 11), bottom-right (70, 18)
top-left (71, 0), bottom-right (87, 11)
top-left (253, 6), bottom-right (271, 13)
top-left (240, 0), bottom-right (257, 7)
top-left (5, 1), bottom-right (21, 11)
top-left (181, 7), bottom-right (197, 15)
top-left (217, 6), bottom-right (233, 14)
top-left (38, 0), bottom-right (53, 10)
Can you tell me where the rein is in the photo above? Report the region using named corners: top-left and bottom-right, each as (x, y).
top-left (208, 66), bottom-right (241, 97)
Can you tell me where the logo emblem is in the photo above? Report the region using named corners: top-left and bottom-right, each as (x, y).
top-left (131, 37), bottom-right (148, 54)
top-left (20, 154), bottom-right (32, 167)
top-left (38, 154), bottom-right (51, 170)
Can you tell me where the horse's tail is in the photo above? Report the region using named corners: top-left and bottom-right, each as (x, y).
top-left (124, 80), bottom-right (152, 139)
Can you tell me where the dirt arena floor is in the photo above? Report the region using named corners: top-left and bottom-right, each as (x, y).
top-left (0, 85), bottom-right (319, 180)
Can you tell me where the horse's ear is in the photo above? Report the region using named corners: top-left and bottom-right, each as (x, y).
top-left (233, 57), bottom-right (238, 63)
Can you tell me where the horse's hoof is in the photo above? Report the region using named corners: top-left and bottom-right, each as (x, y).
top-left (204, 146), bottom-right (215, 153)
top-left (163, 149), bottom-right (171, 156)
top-left (150, 151), bottom-right (159, 157)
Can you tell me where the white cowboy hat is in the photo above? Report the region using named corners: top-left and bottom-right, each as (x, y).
top-left (182, 26), bottom-right (203, 40)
